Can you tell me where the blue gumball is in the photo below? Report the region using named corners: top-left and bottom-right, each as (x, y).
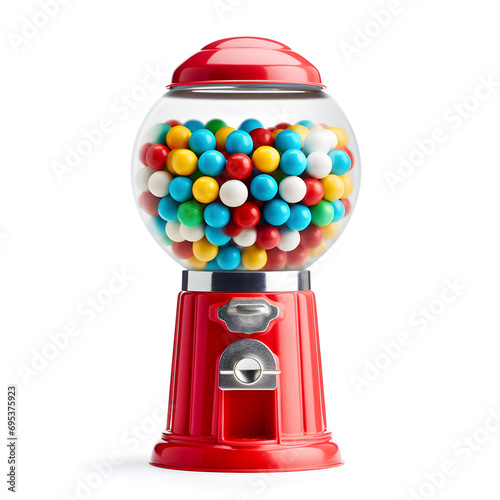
top-left (263, 199), bottom-right (290, 226)
top-left (331, 199), bottom-right (346, 222)
top-left (205, 225), bottom-right (231, 246)
top-left (297, 120), bottom-right (314, 129)
top-left (328, 149), bottom-right (351, 176)
top-left (198, 150), bottom-right (226, 176)
top-left (286, 204), bottom-right (311, 231)
top-left (225, 130), bottom-right (253, 155)
top-left (216, 245), bottom-right (241, 270)
top-left (250, 174), bottom-right (278, 201)
top-left (239, 118), bottom-right (264, 133)
top-left (274, 129), bottom-right (302, 153)
top-left (280, 149), bottom-right (307, 176)
top-left (169, 176), bottom-right (193, 202)
top-left (205, 259), bottom-right (223, 271)
top-left (204, 202), bottom-right (231, 228)
top-left (189, 129), bottom-right (216, 156)
top-left (158, 195), bottom-right (180, 221)
top-left (183, 119), bottom-right (205, 132)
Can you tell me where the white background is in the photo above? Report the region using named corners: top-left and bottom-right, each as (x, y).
top-left (1, 0), bottom-right (500, 499)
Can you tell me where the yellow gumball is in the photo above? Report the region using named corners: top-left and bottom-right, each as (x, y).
top-left (340, 173), bottom-right (353, 199)
top-left (215, 126), bottom-right (235, 151)
top-left (307, 241), bottom-right (326, 258)
top-left (252, 146), bottom-right (280, 173)
top-left (167, 149), bottom-right (198, 176)
top-left (287, 124), bottom-right (309, 144)
top-left (192, 237), bottom-right (219, 262)
top-left (167, 125), bottom-right (191, 150)
top-left (322, 222), bottom-right (339, 241)
top-left (272, 128), bottom-right (284, 139)
top-left (328, 127), bottom-right (348, 148)
top-left (242, 245), bottom-right (267, 270)
top-left (320, 174), bottom-right (345, 201)
top-left (186, 255), bottom-right (207, 270)
top-left (193, 176), bottom-right (219, 203)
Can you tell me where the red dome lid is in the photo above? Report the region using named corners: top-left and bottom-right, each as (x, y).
top-left (169, 37), bottom-right (325, 88)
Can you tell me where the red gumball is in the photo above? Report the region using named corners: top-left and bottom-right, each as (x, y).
top-left (341, 198), bottom-right (352, 216)
top-left (233, 202), bottom-right (260, 229)
top-left (139, 142), bottom-right (152, 165)
top-left (248, 195), bottom-right (266, 208)
top-left (300, 224), bottom-right (324, 250)
top-left (138, 191), bottom-right (161, 216)
top-left (302, 178), bottom-right (324, 206)
top-left (146, 144), bottom-right (170, 171)
top-left (265, 248), bottom-right (287, 270)
top-left (256, 224), bottom-right (280, 250)
top-left (340, 146), bottom-right (354, 171)
top-left (221, 151), bottom-right (230, 160)
top-left (275, 122), bottom-right (291, 129)
top-left (223, 219), bottom-right (243, 237)
top-left (286, 245), bottom-right (308, 268)
top-left (249, 128), bottom-right (275, 150)
top-left (226, 154), bottom-right (253, 180)
top-left (267, 126), bottom-right (277, 133)
top-left (172, 240), bottom-right (193, 260)
top-left (166, 119), bottom-right (182, 127)
top-left (216, 171), bottom-right (231, 187)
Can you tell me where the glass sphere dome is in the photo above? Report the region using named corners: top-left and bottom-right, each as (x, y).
top-left (132, 39), bottom-right (360, 272)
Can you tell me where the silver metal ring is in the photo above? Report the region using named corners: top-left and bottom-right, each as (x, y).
top-left (182, 270), bottom-right (310, 292)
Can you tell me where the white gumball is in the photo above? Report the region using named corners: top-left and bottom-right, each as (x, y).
top-left (279, 176), bottom-right (307, 204)
top-left (136, 167), bottom-right (154, 191)
top-left (219, 180), bottom-right (248, 207)
top-left (320, 129), bottom-right (338, 151)
top-left (148, 170), bottom-right (173, 197)
top-left (233, 228), bottom-right (257, 247)
top-left (306, 151), bottom-right (332, 179)
top-left (180, 223), bottom-right (205, 242)
top-left (309, 123), bottom-right (324, 132)
top-left (165, 221), bottom-right (184, 242)
top-left (303, 130), bottom-right (331, 155)
top-left (277, 228), bottom-right (300, 251)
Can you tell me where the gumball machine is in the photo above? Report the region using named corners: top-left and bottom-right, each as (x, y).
top-left (132, 37), bottom-right (360, 472)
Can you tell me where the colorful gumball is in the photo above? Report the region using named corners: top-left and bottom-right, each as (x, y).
top-left (205, 225), bottom-right (231, 246)
top-left (177, 200), bottom-right (204, 227)
top-left (286, 204), bottom-right (311, 231)
top-left (287, 124), bottom-right (309, 143)
top-left (165, 119), bottom-right (182, 127)
top-left (340, 146), bottom-right (354, 170)
top-left (274, 129), bottom-right (303, 152)
top-left (204, 202), bottom-right (231, 228)
top-left (239, 118), bottom-right (264, 133)
top-left (165, 220), bottom-right (184, 242)
top-left (183, 119), bottom-right (205, 132)
top-left (303, 130), bottom-right (332, 155)
top-left (158, 195), bottom-right (180, 221)
top-left (310, 200), bottom-right (334, 226)
top-left (223, 219), bottom-right (243, 238)
top-left (320, 174), bottom-right (344, 201)
top-left (328, 126), bottom-right (348, 148)
top-left (328, 149), bottom-right (351, 176)
top-left (219, 179), bottom-right (248, 207)
top-left (216, 246), bottom-right (241, 270)
top-left (252, 146), bottom-right (280, 173)
top-left (205, 118), bottom-right (227, 135)
top-left (272, 128), bottom-right (284, 139)
top-left (249, 128), bottom-right (275, 149)
top-left (225, 130), bottom-right (253, 155)
top-left (302, 178), bottom-right (324, 206)
top-left (233, 228), bottom-right (257, 247)
top-left (278, 176), bottom-right (307, 204)
top-left (146, 144), bottom-right (170, 170)
top-left (280, 149), bottom-right (307, 176)
top-left (166, 149), bottom-right (198, 176)
top-left (233, 202), bottom-right (261, 228)
top-left (139, 191), bottom-right (161, 216)
top-left (296, 120), bottom-right (314, 129)
top-left (139, 142), bottom-right (152, 165)
top-left (322, 222), bottom-right (339, 241)
top-left (188, 129), bottom-right (216, 156)
top-left (198, 150), bottom-right (226, 176)
top-left (192, 176), bottom-right (219, 204)
top-left (340, 173), bottom-right (353, 198)
top-left (167, 126), bottom-right (192, 150)
top-left (265, 248), bottom-right (287, 270)
top-left (215, 126), bottom-right (235, 150)
top-left (148, 123), bottom-right (171, 144)
top-left (306, 151), bottom-right (332, 179)
top-left (172, 240), bottom-right (193, 260)
top-left (180, 223), bottom-right (205, 242)
top-left (263, 199), bottom-right (290, 226)
top-left (341, 198), bottom-right (352, 216)
top-left (169, 176), bottom-right (193, 202)
top-left (250, 175), bottom-right (278, 201)
top-left (286, 245), bottom-right (308, 268)
top-left (307, 241), bottom-right (326, 259)
top-left (275, 122), bottom-right (291, 129)
top-left (331, 200), bottom-right (346, 222)
top-left (241, 245), bottom-right (267, 270)
top-left (185, 256), bottom-right (206, 270)
top-left (136, 166), bottom-right (154, 191)
top-left (193, 237), bottom-right (218, 262)
top-left (226, 154), bottom-right (253, 180)
top-left (256, 224), bottom-right (280, 250)
top-left (148, 170), bottom-right (172, 198)
top-left (300, 224), bottom-right (324, 249)
top-left (277, 228), bottom-right (300, 251)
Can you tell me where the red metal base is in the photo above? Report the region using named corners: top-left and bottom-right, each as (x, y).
top-left (151, 434), bottom-right (342, 473)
